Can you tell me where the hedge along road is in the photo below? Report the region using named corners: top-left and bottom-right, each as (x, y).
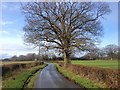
top-left (34, 63), bottom-right (81, 88)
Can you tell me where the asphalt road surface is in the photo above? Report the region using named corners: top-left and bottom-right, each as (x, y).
top-left (34, 63), bottom-right (81, 88)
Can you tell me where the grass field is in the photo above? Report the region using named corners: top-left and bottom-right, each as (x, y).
top-left (0, 61), bottom-right (36, 66)
top-left (71, 60), bottom-right (118, 69)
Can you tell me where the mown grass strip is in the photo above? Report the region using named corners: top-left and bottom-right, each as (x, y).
top-left (56, 64), bottom-right (107, 89)
top-left (2, 64), bottom-right (47, 89)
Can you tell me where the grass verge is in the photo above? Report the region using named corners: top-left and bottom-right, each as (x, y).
top-left (24, 64), bottom-right (47, 88)
top-left (56, 64), bottom-right (107, 89)
top-left (2, 64), bottom-right (47, 89)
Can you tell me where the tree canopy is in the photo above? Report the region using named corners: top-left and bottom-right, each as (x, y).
top-left (22, 2), bottom-right (111, 66)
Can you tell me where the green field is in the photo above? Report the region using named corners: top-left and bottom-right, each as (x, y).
top-left (1, 61), bottom-right (36, 66)
top-left (71, 60), bottom-right (119, 69)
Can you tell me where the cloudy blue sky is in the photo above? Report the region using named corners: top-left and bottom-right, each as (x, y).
top-left (0, 2), bottom-right (118, 59)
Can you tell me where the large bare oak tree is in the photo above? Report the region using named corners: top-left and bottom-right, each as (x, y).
top-left (22, 2), bottom-right (111, 66)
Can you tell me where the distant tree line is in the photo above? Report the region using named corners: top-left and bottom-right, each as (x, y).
top-left (2, 44), bottom-right (119, 61)
top-left (2, 53), bottom-right (60, 61)
top-left (80, 44), bottom-right (119, 60)
top-left (10, 53), bottom-right (36, 61)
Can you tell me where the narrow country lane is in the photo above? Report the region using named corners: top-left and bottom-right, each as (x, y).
top-left (34, 63), bottom-right (81, 88)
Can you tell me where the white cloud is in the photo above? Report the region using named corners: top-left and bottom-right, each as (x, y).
top-left (0, 53), bottom-right (11, 59)
top-left (0, 37), bottom-right (38, 59)
top-left (1, 2), bottom-right (20, 11)
top-left (0, 30), bottom-right (9, 35)
top-left (0, 28), bottom-right (24, 38)
top-left (0, 21), bottom-right (14, 26)
top-left (1, 4), bottom-right (7, 9)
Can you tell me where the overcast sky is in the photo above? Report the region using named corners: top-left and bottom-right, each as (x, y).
top-left (0, 2), bottom-right (118, 59)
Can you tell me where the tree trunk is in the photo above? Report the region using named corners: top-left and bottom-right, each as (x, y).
top-left (64, 51), bottom-right (71, 67)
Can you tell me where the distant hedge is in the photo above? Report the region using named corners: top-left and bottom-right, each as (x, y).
top-left (58, 62), bottom-right (119, 88)
top-left (2, 61), bottom-right (44, 76)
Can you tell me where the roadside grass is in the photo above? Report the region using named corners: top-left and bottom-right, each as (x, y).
top-left (25, 71), bottom-right (40, 88)
top-left (2, 71), bottom-right (31, 88)
top-left (71, 60), bottom-right (118, 69)
top-left (56, 64), bottom-right (107, 89)
top-left (2, 64), bottom-right (47, 89)
top-left (25, 64), bottom-right (47, 88)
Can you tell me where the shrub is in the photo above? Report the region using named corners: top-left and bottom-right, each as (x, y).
top-left (58, 62), bottom-right (119, 88)
top-left (2, 61), bottom-right (44, 76)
